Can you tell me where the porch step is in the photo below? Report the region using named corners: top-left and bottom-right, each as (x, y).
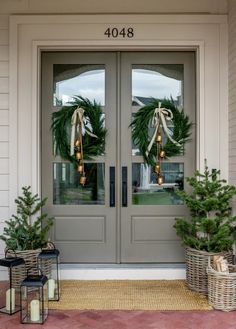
top-left (60, 264), bottom-right (186, 280)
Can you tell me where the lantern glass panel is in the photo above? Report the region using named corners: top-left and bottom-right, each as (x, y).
top-left (0, 257), bottom-right (25, 315)
top-left (0, 279), bottom-right (20, 314)
top-left (20, 281), bottom-right (48, 324)
top-left (38, 249), bottom-right (60, 301)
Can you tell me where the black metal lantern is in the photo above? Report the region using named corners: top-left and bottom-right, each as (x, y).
top-left (38, 243), bottom-right (60, 301)
top-left (0, 250), bottom-right (25, 315)
top-left (20, 267), bottom-right (48, 324)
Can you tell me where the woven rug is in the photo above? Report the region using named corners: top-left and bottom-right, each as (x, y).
top-left (49, 280), bottom-right (212, 311)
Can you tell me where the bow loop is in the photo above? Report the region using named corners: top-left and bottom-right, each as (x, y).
top-left (70, 107), bottom-right (98, 156)
top-left (146, 102), bottom-right (181, 158)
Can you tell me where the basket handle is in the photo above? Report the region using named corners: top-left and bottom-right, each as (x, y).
top-left (42, 241), bottom-right (56, 251)
top-left (5, 249), bottom-right (17, 259)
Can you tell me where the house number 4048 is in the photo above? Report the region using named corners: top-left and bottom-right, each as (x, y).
top-left (104, 27), bottom-right (134, 38)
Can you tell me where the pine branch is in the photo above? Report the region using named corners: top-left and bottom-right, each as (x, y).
top-left (0, 186), bottom-right (54, 250)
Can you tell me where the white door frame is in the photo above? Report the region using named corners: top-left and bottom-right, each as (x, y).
top-left (9, 14), bottom-right (228, 212)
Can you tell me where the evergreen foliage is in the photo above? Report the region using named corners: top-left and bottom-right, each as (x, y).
top-left (0, 186), bottom-right (54, 251)
top-left (174, 162), bottom-right (236, 252)
top-left (130, 98), bottom-right (192, 166)
top-left (52, 96), bottom-right (107, 167)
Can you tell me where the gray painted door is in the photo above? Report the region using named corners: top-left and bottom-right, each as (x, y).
top-left (41, 51), bottom-right (195, 263)
top-left (120, 52), bottom-right (195, 262)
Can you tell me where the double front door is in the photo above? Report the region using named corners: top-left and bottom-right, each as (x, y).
top-left (41, 51), bottom-right (195, 263)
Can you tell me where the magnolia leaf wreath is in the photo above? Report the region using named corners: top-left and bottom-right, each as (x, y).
top-left (52, 96), bottom-right (107, 184)
top-left (130, 99), bottom-right (192, 183)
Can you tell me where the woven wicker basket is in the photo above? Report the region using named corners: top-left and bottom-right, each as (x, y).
top-left (185, 247), bottom-right (233, 295)
top-left (207, 264), bottom-right (236, 311)
top-left (7, 249), bottom-right (52, 291)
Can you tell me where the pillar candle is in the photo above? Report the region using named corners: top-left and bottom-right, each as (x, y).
top-left (6, 288), bottom-right (15, 311)
top-left (30, 299), bottom-right (40, 322)
top-left (48, 278), bottom-right (55, 299)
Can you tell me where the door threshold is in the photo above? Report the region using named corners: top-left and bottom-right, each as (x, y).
top-left (60, 263), bottom-right (186, 280)
top-left (61, 263), bottom-right (185, 268)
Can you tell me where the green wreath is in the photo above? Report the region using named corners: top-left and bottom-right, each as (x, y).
top-left (51, 96), bottom-right (107, 167)
top-left (130, 98), bottom-right (192, 167)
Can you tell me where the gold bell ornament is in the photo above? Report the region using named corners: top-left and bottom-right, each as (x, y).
top-left (155, 163), bottom-right (161, 173)
top-left (80, 175), bottom-right (86, 186)
top-left (75, 139), bottom-right (80, 147)
top-left (76, 152), bottom-right (82, 160)
top-left (159, 150), bottom-right (165, 158)
top-left (156, 134), bottom-right (162, 143)
top-left (77, 164), bottom-right (83, 173)
top-left (157, 175), bottom-right (164, 185)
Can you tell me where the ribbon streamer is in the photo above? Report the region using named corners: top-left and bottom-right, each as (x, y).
top-left (146, 102), bottom-right (181, 157)
top-left (70, 107), bottom-right (98, 156)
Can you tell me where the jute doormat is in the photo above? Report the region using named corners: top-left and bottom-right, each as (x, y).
top-left (49, 280), bottom-right (212, 311)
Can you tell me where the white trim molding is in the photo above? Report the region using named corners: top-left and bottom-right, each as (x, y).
top-left (9, 14), bottom-right (228, 211)
top-left (60, 265), bottom-right (186, 280)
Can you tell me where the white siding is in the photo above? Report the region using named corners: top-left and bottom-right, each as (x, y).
top-left (0, 94), bottom-right (8, 109)
top-left (0, 207), bottom-right (8, 219)
top-left (0, 62), bottom-right (8, 77)
top-left (0, 46), bottom-right (8, 61)
top-left (0, 174), bottom-right (8, 189)
top-left (0, 15), bottom-right (9, 257)
top-left (0, 109), bottom-right (8, 125)
top-left (0, 126), bottom-right (8, 141)
top-left (229, 0), bottom-right (236, 185)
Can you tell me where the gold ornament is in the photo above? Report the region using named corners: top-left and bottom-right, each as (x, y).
top-left (77, 164), bottom-right (83, 173)
top-left (75, 131), bottom-right (85, 185)
top-left (76, 152), bottom-right (81, 160)
top-left (159, 150), bottom-right (165, 158)
top-left (157, 175), bottom-right (164, 185)
top-left (80, 175), bottom-right (86, 186)
top-left (155, 128), bottom-right (164, 184)
top-left (156, 134), bottom-right (162, 143)
top-left (155, 163), bottom-right (161, 173)
top-left (75, 139), bottom-right (80, 147)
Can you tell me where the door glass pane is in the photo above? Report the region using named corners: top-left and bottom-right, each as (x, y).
top-left (131, 64), bottom-right (184, 157)
top-left (132, 64), bottom-right (183, 107)
top-left (53, 162), bottom-right (105, 205)
top-left (53, 64), bottom-right (105, 106)
top-left (132, 163), bottom-right (184, 205)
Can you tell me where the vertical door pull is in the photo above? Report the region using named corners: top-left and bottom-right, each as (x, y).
top-left (122, 166), bottom-right (128, 207)
top-left (109, 167), bottom-right (115, 207)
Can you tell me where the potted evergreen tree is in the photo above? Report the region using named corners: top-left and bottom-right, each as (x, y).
top-left (0, 186), bottom-right (54, 289)
top-left (174, 161), bottom-right (236, 294)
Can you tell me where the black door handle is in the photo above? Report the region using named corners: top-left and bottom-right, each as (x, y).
top-left (109, 166), bottom-right (115, 207)
top-left (122, 166), bottom-right (128, 207)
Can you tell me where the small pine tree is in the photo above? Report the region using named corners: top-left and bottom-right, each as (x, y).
top-left (174, 162), bottom-right (236, 252)
top-left (0, 186), bottom-right (54, 251)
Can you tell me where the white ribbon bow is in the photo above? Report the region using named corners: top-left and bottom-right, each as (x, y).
top-left (146, 102), bottom-right (181, 157)
top-left (70, 107), bottom-right (97, 156)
